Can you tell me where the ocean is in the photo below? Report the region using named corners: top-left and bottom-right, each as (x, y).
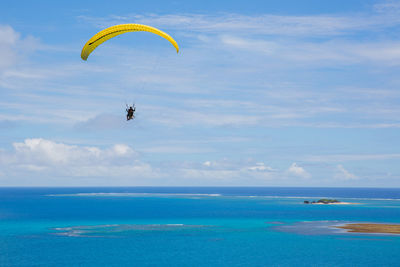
top-left (0, 187), bottom-right (399, 266)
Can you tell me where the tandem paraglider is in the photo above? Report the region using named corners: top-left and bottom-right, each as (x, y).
top-left (126, 104), bottom-right (136, 121)
top-left (80, 23), bottom-right (179, 121)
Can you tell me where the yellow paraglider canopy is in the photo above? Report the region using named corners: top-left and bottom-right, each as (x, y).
top-left (81, 24), bottom-right (179, 60)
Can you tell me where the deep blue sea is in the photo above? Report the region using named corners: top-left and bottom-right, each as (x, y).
top-left (1, 187), bottom-right (399, 266)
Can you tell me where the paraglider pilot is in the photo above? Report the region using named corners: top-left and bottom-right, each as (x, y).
top-left (126, 105), bottom-right (135, 121)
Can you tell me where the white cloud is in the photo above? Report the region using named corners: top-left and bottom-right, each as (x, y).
top-left (334, 164), bottom-right (358, 180)
top-left (178, 160), bottom-right (280, 184)
top-left (246, 162), bottom-right (275, 172)
top-left (0, 140), bottom-right (285, 185)
top-left (1, 139), bottom-right (397, 186)
top-left (75, 114), bottom-right (126, 131)
top-left (374, 1), bottom-right (400, 13)
top-left (287, 163), bottom-right (311, 178)
top-left (0, 25), bottom-right (42, 72)
top-left (19, 164), bottom-right (48, 172)
top-left (112, 144), bottom-right (133, 156)
top-left (305, 153), bottom-right (400, 162)
top-left (140, 145), bottom-right (213, 154)
top-left (220, 35), bottom-right (277, 55)
top-left (0, 25), bottom-right (20, 70)
top-left (179, 168), bottom-right (238, 180)
top-left (78, 11), bottom-right (400, 37)
top-left (143, 105), bottom-right (262, 127)
top-left (0, 139), bottom-right (149, 180)
top-left (0, 25), bottom-right (19, 46)
top-left (203, 161), bottom-right (212, 167)
top-left (177, 165), bottom-right (277, 185)
top-left (13, 138), bottom-right (100, 165)
top-left (219, 34), bottom-right (400, 66)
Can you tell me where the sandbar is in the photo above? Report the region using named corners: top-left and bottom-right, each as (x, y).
top-left (336, 223), bottom-right (400, 234)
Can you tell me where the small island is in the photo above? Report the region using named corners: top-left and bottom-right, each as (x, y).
top-left (303, 199), bottom-right (358, 205)
top-left (304, 199), bottom-right (340, 204)
top-left (336, 223), bottom-right (400, 234)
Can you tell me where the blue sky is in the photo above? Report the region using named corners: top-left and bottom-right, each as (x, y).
top-left (1, 0), bottom-right (400, 186)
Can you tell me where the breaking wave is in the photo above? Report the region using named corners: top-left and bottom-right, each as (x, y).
top-left (47, 193), bottom-right (222, 197)
top-left (52, 223), bottom-right (210, 237)
top-left (46, 193), bottom-right (400, 201)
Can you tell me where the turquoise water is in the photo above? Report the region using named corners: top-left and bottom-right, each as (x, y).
top-left (0, 187), bottom-right (399, 266)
